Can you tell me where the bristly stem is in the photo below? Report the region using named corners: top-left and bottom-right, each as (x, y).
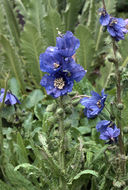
top-left (102, 0), bottom-right (106, 10)
top-left (102, 0), bottom-right (126, 175)
top-left (57, 97), bottom-right (66, 189)
top-left (112, 40), bottom-right (126, 174)
top-left (0, 73), bottom-right (10, 176)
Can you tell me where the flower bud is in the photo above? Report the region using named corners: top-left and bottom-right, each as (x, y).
top-left (69, 91), bottom-right (78, 97)
top-left (72, 98), bottom-right (80, 106)
top-left (117, 103), bottom-right (124, 110)
top-left (48, 116), bottom-right (57, 125)
top-left (65, 105), bottom-right (72, 114)
top-left (64, 120), bottom-right (71, 129)
top-left (46, 103), bottom-right (57, 112)
top-left (62, 95), bottom-right (71, 105)
top-left (56, 108), bottom-right (64, 115)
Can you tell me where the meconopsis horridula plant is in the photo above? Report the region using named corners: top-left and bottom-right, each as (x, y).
top-left (98, 0), bottom-right (126, 176)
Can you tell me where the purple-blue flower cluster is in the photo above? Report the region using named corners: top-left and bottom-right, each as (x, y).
top-left (0, 88), bottom-right (20, 105)
top-left (39, 31), bottom-right (86, 98)
top-left (99, 8), bottom-right (128, 41)
top-left (96, 120), bottom-right (120, 143)
top-left (80, 89), bottom-right (107, 119)
top-left (80, 89), bottom-right (120, 143)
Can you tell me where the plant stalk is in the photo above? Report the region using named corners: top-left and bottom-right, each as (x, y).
top-left (112, 41), bottom-right (126, 174)
top-left (57, 97), bottom-right (66, 190)
top-left (0, 73), bottom-right (10, 176)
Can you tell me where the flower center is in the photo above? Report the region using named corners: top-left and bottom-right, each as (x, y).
top-left (54, 77), bottom-right (65, 89)
top-left (97, 100), bottom-right (101, 108)
top-left (109, 19), bottom-right (117, 26)
top-left (54, 63), bottom-right (60, 69)
top-left (125, 24), bottom-right (128, 30)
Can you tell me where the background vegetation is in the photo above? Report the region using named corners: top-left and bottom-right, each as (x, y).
top-left (0, 0), bottom-right (128, 189)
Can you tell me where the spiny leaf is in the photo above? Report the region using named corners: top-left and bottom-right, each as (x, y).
top-left (0, 35), bottom-right (25, 92)
top-left (63, 0), bottom-right (83, 31)
top-left (42, 9), bottom-right (63, 46)
top-left (87, 0), bottom-right (96, 31)
top-left (28, 0), bottom-right (46, 35)
top-left (75, 24), bottom-right (95, 71)
top-left (0, 0), bottom-right (20, 47)
top-left (16, 132), bottom-right (29, 163)
top-left (68, 170), bottom-right (98, 184)
top-left (20, 22), bottom-right (44, 84)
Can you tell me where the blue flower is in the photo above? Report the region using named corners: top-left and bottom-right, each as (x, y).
top-left (40, 59), bottom-right (86, 98)
top-left (80, 89), bottom-right (107, 118)
top-left (107, 17), bottom-right (127, 41)
top-left (56, 31), bottom-right (80, 57)
top-left (100, 126), bottom-right (120, 142)
top-left (0, 88), bottom-right (21, 105)
top-left (40, 46), bottom-right (62, 74)
top-left (99, 8), bottom-right (110, 26)
top-left (96, 120), bottom-right (114, 133)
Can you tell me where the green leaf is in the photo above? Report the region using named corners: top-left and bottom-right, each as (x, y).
top-left (22, 89), bottom-right (44, 109)
top-left (28, 0), bottom-right (46, 35)
top-left (8, 77), bottom-right (21, 97)
top-left (21, 23), bottom-right (43, 84)
top-left (0, 35), bottom-right (25, 92)
top-left (16, 132), bottom-right (29, 163)
top-left (87, 0), bottom-right (96, 31)
top-left (63, 0), bottom-right (83, 31)
top-left (75, 24), bottom-right (95, 71)
top-left (69, 170), bottom-right (98, 184)
top-left (42, 9), bottom-right (63, 46)
top-left (1, 0), bottom-right (20, 46)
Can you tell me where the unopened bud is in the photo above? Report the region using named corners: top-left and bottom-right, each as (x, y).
top-left (65, 105), bottom-right (72, 114)
top-left (117, 103), bottom-right (124, 110)
top-left (46, 103), bottom-right (57, 112)
top-left (56, 108), bottom-right (64, 115)
top-left (69, 91), bottom-right (78, 97)
top-left (72, 98), bottom-right (80, 106)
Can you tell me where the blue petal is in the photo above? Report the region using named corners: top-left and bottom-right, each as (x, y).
top-left (56, 31), bottom-right (80, 57)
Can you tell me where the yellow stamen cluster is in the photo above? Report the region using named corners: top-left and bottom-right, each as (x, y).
top-left (54, 78), bottom-right (65, 89)
top-left (109, 19), bottom-right (117, 26)
top-left (54, 63), bottom-right (60, 68)
top-left (97, 100), bottom-right (102, 108)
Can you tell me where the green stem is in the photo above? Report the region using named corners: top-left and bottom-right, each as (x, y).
top-left (57, 97), bottom-right (66, 190)
top-left (112, 41), bottom-right (126, 174)
top-left (0, 73), bottom-right (10, 176)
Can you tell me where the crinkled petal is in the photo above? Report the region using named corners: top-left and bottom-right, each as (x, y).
top-left (40, 47), bottom-right (61, 74)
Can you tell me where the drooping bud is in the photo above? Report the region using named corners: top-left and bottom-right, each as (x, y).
top-left (72, 98), bottom-right (80, 106)
top-left (46, 103), bottom-right (57, 112)
top-left (56, 108), bottom-right (64, 115)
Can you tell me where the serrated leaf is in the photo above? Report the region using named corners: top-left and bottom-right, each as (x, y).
top-left (16, 132), bottom-right (29, 163)
top-left (63, 0), bottom-right (83, 31)
top-left (87, 0), bottom-right (96, 31)
top-left (0, 35), bottom-right (25, 92)
top-left (69, 170), bottom-right (98, 184)
top-left (21, 23), bottom-right (43, 84)
top-left (42, 9), bottom-right (63, 46)
top-left (1, 0), bottom-right (20, 46)
top-left (75, 25), bottom-right (95, 71)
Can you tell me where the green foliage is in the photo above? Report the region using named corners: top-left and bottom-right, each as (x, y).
top-left (0, 0), bottom-right (128, 190)
top-left (20, 23), bottom-right (43, 84)
top-left (75, 25), bottom-right (95, 71)
top-left (0, 35), bottom-right (25, 92)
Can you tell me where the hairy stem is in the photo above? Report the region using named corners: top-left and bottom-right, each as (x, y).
top-left (112, 41), bottom-right (125, 174)
top-left (57, 97), bottom-right (66, 190)
top-left (102, 0), bottom-right (106, 10)
top-left (0, 73), bottom-right (10, 176)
